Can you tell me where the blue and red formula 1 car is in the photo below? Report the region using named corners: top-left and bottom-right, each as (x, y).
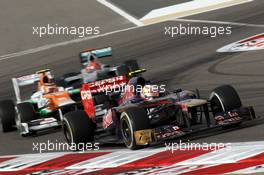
top-left (62, 76), bottom-right (257, 149)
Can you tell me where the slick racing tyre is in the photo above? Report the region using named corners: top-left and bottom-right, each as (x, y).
top-left (0, 100), bottom-right (16, 132)
top-left (124, 60), bottom-right (140, 71)
top-left (63, 110), bottom-right (94, 147)
top-left (209, 85), bottom-right (242, 115)
top-left (120, 107), bottom-right (150, 150)
top-left (16, 102), bottom-right (37, 123)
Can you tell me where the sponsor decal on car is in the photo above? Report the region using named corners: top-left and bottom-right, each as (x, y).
top-left (81, 90), bottom-right (92, 100)
top-left (217, 33), bottom-right (264, 52)
top-left (103, 109), bottom-right (113, 129)
top-left (86, 75), bottom-right (128, 94)
top-left (89, 76), bottom-right (125, 88)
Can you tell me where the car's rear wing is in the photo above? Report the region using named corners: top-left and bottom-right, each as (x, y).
top-left (80, 75), bottom-right (129, 118)
top-left (12, 74), bottom-right (39, 103)
top-left (79, 47), bottom-right (112, 67)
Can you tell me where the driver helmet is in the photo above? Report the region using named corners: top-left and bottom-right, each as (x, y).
top-left (42, 71), bottom-right (55, 85)
top-left (37, 70), bottom-right (57, 93)
top-left (89, 54), bottom-right (96, 62)
top-left (140, 85), bottom-right (159, 100)
top-left (86, 54), bottom-right (101, 72)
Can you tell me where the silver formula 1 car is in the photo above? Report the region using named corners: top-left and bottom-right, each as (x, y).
top-left (58, 47), bottom-right (143, 88)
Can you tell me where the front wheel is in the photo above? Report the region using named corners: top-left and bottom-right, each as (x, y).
top-left (120, 107), bottom-right (150, 150)
top-left (209, 85), bottom-right (242, 115)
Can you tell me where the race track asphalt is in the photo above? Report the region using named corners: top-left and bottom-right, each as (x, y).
top-left (0, 0), bottom-right (263, 155)
top-left (0, 0), bottom-right (134, 55)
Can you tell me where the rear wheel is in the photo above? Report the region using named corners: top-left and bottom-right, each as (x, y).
top-left (0, 100), bottom-right (16, 132)
top-left (209, 85), bottom-right (242, 115)
top-left (120, 107), bottom-right (150, 150)
top-left (63, 110), bottom-right (94, 146)
top-left (16, 102), bottom-right (36, 123)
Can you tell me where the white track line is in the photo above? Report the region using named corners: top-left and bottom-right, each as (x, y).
top-left (0, 0), bottom-right (145, 62)
top-left (0, 19), bottom-right (262, 62)
top-left (97, 0), bottom-right (143, 26)
top-left (140, 0), bottom-right (253, 22)
top-left (0, 26), bottom-right (139, 62)
top-left (173, 18), bottom-right (264, 28)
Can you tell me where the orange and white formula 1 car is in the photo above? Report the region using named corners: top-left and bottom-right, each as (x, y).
top-left (0, 69), bottom-right (80, 136)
